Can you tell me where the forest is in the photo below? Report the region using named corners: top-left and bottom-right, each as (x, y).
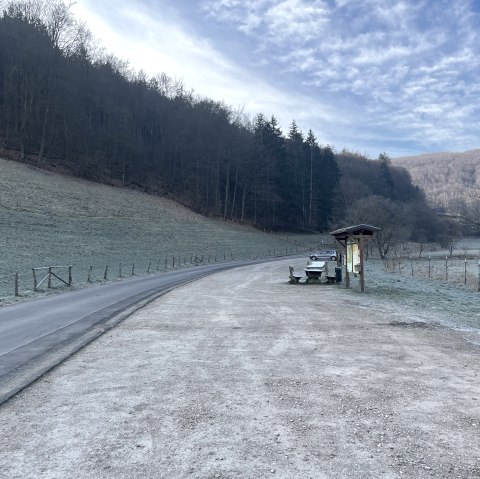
top-left (0, 0), bottom-right (448, 246)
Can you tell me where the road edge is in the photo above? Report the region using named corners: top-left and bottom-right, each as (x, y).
top-left (0, 285), bottom-right (178, 406)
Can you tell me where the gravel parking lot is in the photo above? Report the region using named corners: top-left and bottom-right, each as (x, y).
top-left (0, 258), bottom-right (479, 478)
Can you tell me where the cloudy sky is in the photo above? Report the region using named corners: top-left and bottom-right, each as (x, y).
top-left (72, 0), bottom-right (480, 158)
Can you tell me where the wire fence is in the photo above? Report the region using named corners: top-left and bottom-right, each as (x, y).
top-left (384, 255), bottom-right (480, 291)
top-left (4, 245), bottom-right (317, 301)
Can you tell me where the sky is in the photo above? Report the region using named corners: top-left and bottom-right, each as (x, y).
top-left (71, 0), bottom-right (480, 158)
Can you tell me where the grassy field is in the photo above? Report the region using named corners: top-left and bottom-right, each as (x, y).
top-left (0, 158), bottom-right (330, 301)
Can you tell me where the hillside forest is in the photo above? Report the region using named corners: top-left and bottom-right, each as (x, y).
top-left (393, 151), bottom-right (480, 232)
top-left (0, 0), bottom-right (472, 254)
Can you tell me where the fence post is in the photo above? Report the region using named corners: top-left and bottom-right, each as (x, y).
top-left (464, 259), bottom-right (467, 285)
top-left (15, 271), bottom-right (19, 297)
top-left (33, 268), bottom-right (37, 291)
top-left (445, 256), bottom-right (448, 280)
top-left (165, 258), bottom-right (167, 270)
top-left (119, 263), bottom-right (122, 277)
top-left (411, 257), bottom-right (413, 276)
top-left (173, 257), bottom-right (175, 268)
top-left (147, 261), bottom-right (152, 273)
top-left (157, 259), bottom-right (161, 271)
top-left (132, 263), bottom-right (135, 275)
top-left (87, 265), bottom-right (93, 282)
top-left (48, 267), bottom-right (52, 288)
top-left (104, 265), bottom-right (108, 280)
top-left (68, 266), bottom-right (72, 286)
top-left (428, 256), bottom-right (431, 278)
top-left (478, 260), bottom-right (480, 292)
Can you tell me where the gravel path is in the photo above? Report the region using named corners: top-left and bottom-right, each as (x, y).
top-left (0, 258), bottom-right (479, 478)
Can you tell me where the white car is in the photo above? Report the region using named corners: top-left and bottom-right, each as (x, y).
top-left (309, 249), bottom-right (338, 261)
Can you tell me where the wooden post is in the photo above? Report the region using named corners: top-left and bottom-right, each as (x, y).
top-left (104, 265), bottom-right (108, 280)
top-left (48, 267), bottom-right (52, 288)
top-left (428, 256), bottom-right (431, 278)
top-left (165, 258), bottom-right (167, 270)
top-left (173, 257), bottom-right (175, 268)
top-left (68, 266), bottom-right (72, 286)
top-left (132, 263), bottom-right (135, 275)
top-left (87, 265), bottom-right (93, 282)
top-left (119, 263), bottom-right (122, 277)
top-left (157, 259), bottom-right (161, 271)
top-left (477, 260), bottom-right (480, 292)
top-left (445, 256), bottom-right (448, 280)
top-left (147, 261), bottom-right (152, 273)
top-left (359, 236), bottom-right (365, 293)
top-left (343, 240), bottom-right (349, 289)
top-left (33, 268), bottom-right (37, 291)
top-left (464, 259), bottom-right (467, 285)
top-left (15, 271), bottom-right (19, 297)
top-left (411, 257), bottom-right (414, 276)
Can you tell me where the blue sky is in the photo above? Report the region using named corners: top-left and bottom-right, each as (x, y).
top-left (72, 0), bottom-right (480, 158)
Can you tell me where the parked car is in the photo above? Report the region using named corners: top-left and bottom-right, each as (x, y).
top-left (309, 249), bottom-right (338, 261)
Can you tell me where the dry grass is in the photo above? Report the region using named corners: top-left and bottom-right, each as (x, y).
top-left (0, 158), bottom-right (329, 301)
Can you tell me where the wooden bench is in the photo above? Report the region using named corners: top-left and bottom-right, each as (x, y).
top-left (288, 266), bottom-right (303, 284)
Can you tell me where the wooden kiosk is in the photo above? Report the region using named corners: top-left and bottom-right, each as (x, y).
top-left (330, 224), bottom-right (380, 292)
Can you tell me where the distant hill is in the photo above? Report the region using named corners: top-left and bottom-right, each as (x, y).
top-left (392, 149), bottom-right (480, 208)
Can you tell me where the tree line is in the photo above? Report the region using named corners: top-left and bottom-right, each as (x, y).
top-left (0, 0), bottom-right (449, 245)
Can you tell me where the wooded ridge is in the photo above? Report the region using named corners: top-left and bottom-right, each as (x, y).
top-left (0, 0), bottom-right (446, 241)
top-left (392, 149), bottom-right (480, 208)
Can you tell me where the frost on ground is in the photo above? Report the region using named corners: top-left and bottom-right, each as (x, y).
top-left (0, 258), bottom-right (478, 479)
top-left (358, 260), bottom-right (480, 336)
top-left (0, 158), bottom-right (326, 301)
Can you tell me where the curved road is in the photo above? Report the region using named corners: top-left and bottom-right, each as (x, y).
top-left (0, 260), bottom-right (264, 404)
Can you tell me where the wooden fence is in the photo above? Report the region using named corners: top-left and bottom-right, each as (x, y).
top-left (32, 266), bottom-right (72, 291)
top-left (385, 256), bottom-right (480, 291)
top-left (10, 245), bottom-right (312, 298)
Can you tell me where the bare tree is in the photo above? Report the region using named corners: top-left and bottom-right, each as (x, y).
top-left (438, 218), bottom-right (463, 257)
top-left (345, 195), bottom-right (411, 259)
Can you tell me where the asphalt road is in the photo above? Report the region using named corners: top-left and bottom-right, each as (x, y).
top-left (0, 261), bottom-right (257, 404)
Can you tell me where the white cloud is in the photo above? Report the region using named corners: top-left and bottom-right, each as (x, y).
top-left (72, 0), bottom-right (480, 156)
top-left (72, 0), bottom-right (340, 138)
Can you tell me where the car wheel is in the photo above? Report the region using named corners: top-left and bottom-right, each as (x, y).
top-left (330, 255), bottom-right (337, 261)
top-left (310, 255), bottom-right (318, 260)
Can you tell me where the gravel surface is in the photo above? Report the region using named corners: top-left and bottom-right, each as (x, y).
top-left (0, 258), bottom-right (479, 478)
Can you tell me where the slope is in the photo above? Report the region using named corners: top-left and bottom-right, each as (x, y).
top-left (0, 158), bottom-right (323, 301)
top-left (392, 149), bottom-right (480, 208)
